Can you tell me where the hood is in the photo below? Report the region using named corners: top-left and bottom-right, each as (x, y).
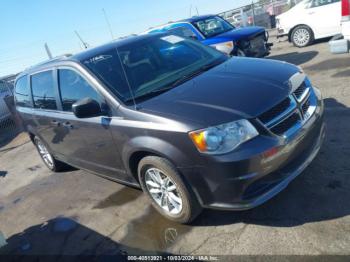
top-left (202, 26), bottom-right (265, 45)
top-left (138, 57), bottom-right (300, 127)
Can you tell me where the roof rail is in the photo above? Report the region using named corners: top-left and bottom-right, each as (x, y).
top-left (24, 54), bottom-right (73, 70)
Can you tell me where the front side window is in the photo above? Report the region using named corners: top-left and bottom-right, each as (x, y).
top-left (58, 69), bottom-right (103, 112)
top-left (167, 26), bottom-right (197, 39)
top-left (193, 16), bottom-right (234, 38)
top-left (14, 76), bottom-right (31, 107)
top-left (31, 71), bottom-right (57, 110)
top-left (82, 34), bottom-right (226, 104)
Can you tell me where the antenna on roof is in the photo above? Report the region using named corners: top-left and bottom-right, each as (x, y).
top-left (74, 30), bottom-right (89, 49)
top-left (44, 43), bottom-right (53, 59)
top-left (102, 8), bottom-right (115, 40)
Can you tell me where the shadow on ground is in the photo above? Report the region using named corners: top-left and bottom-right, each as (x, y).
top-left (304, 57), bottom-right (350, 72)
top-left (268, 51), bottom-right (318, 65)
top-left (0, 216), bottom-right (174, 259)
top-left (194, 98), bottom-right (350, 227)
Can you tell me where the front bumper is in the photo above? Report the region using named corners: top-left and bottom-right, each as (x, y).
top-left (180, 95), bottom-right (325, 210)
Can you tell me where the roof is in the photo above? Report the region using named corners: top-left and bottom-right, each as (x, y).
top-left (179, 14), bottom-right (216, 23)
top-left (17, 33), bottom-right (164, 79)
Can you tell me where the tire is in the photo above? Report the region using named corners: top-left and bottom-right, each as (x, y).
top-left (138, 156), bottom-right (202, 224)
top-left (291, 25), bottom-right (314, 48)
top-left (33, 137), bottom-right (66, 172)
top-left (236, 48), bottom-right (246, 57)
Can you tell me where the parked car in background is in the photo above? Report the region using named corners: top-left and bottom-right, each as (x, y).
top-left (145, 15), bottom-right (272, 57)
top-left (340, 0), bottom-right (350, 47)
top-left (15, 33), bottom-right (324, 223)
top-left (0, 81), bottom-right (12, 122)
top-left (277, 0), bottom-right (342, 47)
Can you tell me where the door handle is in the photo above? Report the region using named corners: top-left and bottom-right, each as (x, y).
top-left (308, 11), bottom-right (315, 15)
top-left (63, 121), bottom-right (73, 129)
top-left (51, 120), bottom-right (61, 127)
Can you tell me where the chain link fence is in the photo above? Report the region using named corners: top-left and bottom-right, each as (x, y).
top-left (219, 0), bottom-right (303, 29)
top-left (0, 78), bottom-right (22, 148)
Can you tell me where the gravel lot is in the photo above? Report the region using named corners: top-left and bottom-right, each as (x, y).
top-left (1, 33), bottom-right (350, 257)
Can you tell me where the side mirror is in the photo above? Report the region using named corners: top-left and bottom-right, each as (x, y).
top-left (72, 98), bottom-right (102, 118)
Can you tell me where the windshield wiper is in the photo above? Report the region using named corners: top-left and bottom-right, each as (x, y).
top-left (170, 60), bottom-right (224, 88)
top-left (125, 86), bottom-right (176, 103)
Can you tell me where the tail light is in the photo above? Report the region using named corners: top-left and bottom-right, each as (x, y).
top-left (342, 0), bottom-right (350, 20)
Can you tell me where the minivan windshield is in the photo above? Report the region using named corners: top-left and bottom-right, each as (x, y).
top-left (193, 16), bottom-right (235, 38)
top-left (82, 34), bottom-right (227, 104)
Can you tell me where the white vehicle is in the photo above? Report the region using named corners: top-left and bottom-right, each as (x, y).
top-left (342, 0), bottom-right (350, 42)
top-left (277, 0), bottom-right (342, 47)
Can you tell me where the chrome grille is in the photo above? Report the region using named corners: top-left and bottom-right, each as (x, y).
top-left (258, 98), bottom-right (291, 124)
top-left (301, 96), bottom-right (310, 116)
top-left (270, 112), bottom-right (301, 135)
top-left (258, 81), bottom-right (315, 137)
top-left (293, 82), bottom-right (309, 102)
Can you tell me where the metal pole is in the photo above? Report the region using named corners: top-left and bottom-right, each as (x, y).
top-left (102, 8), bottom-right (115, 40)
top-left (251, 0), bottom-right (256, 26)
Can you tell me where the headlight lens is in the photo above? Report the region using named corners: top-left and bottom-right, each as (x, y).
top-left (189, 120), bottom-right (258, 154)
top-left (210, 41), bottom-right (234, 54)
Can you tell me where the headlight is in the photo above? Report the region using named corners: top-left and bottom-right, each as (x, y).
top-left (210, 41), bottom-right (234, 55)
top-left (189, 119), bottom-right (258, 155)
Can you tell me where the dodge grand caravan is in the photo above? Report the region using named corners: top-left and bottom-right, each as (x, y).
top-left (15, 33), bottom-right (325, 223)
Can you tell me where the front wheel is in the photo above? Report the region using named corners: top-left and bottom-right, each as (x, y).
top-left (291, 26), bottom-right (314, 48)
top-left (138, 156), bottom-right (202, 224)
top-left (236, 48), bottom-right (246, 57)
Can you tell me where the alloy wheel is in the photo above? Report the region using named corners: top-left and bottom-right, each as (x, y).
top-left (293, 28), bottom-right (310, 47)
top-left (36, 140), bottom-right (54, 169)
top-left (144, 167), bottom-right (183, 215)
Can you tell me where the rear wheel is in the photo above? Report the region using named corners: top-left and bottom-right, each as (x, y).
top-left (291, 26), bottom-right (314, 48)
top-left (138, 156), bottom-right (202, 224)
top-left (34, 137), bottom-right (66, 172)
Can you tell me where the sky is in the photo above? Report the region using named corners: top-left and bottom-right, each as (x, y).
top-left (0, 0), bottom-right (254, 77)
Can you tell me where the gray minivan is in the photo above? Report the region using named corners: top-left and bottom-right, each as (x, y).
top-left (15, 33), bottom-right (325, 223)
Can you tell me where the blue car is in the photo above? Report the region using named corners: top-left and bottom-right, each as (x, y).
top-left (146, 15), bottom-right (273, 57)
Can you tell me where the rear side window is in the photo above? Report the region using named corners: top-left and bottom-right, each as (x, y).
top-left (58, 69), bottom-right (104, 112)
top-left (15, 76), bottom-right (31, 107)
top-left (31, 71), bottom-right (57, 110)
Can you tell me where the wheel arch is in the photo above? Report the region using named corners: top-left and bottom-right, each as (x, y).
top-left (123, 136), bottom-right (191, 184)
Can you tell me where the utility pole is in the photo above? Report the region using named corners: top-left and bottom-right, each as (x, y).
top-left (251, 0), bottom-right (256, 26)
top-left (196, 7), bottom-right (199, 16)
top-left (74, 30), bottom-right (89, 49)
top-left (189, 5), bottom-right (192, 17)
top-left (44, 43), bottom-right (53, 59)
top-left (102, 8), bottom-right (115, 40)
